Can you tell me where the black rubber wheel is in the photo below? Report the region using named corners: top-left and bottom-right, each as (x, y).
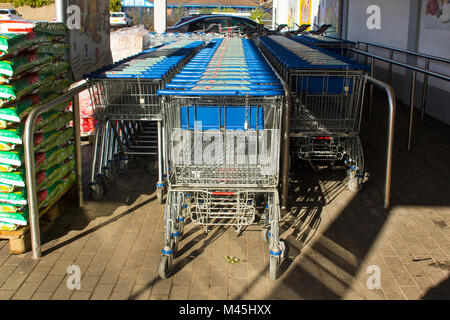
top-left (158, 255), bottom-right (172, 279)
top-left (90, 185), bottom-right (104, 201)
top-left (348, 178), bottom-right (362, 193)
top-left (262, 228), bottom-right (271, 245)
top-left (269, 255), bottom-right (280, 280)
top-left (157, 187), bottom-right (164, 204)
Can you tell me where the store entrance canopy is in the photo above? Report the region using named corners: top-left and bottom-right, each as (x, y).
top-left (121, 0), bottom-right (154, 7)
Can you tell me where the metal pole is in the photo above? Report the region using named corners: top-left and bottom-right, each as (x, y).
top-left (154, 0), bottom-right (167, 34)
top-left (365, 76), bottom-right (396, 209)
top-left (369, 58), bottom-right (375, 121)
top-left (408, 71), bottom-right (417, 151)
top-left (388, 50), bottom-right (393, 85)
top-left (72, 93), bottom-right (84, 207)
top-left (364, 43), bottom-right (368, 66)
top-left (281, 88), bottom-right (292, 210)
top-left (24, 81), bottom-right (88, 259)
top-left (421, 58), bottom-right (430, 120)
top-left (356, 42), bottom-right (360, 64)
top-left (157, 121), bottom-right (163, 186)
top-left (55, 0), bottom-right (66, 23)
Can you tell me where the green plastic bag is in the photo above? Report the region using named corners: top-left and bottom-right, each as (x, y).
top-left (0, 73), bottom-right (56, 101)
top-left (0, 210), bottom-right (28, 226)
top-left (0, 32), bottom-right (59, 59)
top-left (0, 202), bottom-right (23, 213)
top-left (35, 143), bottom-right (74, 172)
top-left (37, 112), bottom-right (72, 133)
top-left (0, 183), bottom-right (16, 193)
top-left (0, 123), bottom-right (72, 152)
top-left (0, 190), bottom-right (27, 206)
top-left (0, 150), bottom-right (22, 167)
top-left (0, 172), bottom-right (24, 188)
top-left (0, 129), bottom-right (22, 145)
top-left (0, 95), bottom-right (66, 126)
top-left (37, 158), bottom-right (75, 191)
top-left (0, 221), bottom-right (17, 231)
top-left (38, 61), bottom-right (71, 75)
top-left (0, 53), bottom-right (54, 78)
top-left (37, 127), bottom-right (74, 152)
top-left (36, 42), bottom-right (69, 57)
top-left (39, 171), bottom-right (75, 209)
top-left (0, 163), bottom-right (16, 173)
top-left (34, 22), bottom-right (68, 36)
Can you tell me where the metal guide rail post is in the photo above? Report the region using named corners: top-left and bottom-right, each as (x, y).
top-left (157, 38), bottom-right (288, 280)
top-left (85, 40), bottom-right (205, 203)
top-left (351, 46), bottom-right (450, 151)
top-left (24, 80), bottom-right (87, 260)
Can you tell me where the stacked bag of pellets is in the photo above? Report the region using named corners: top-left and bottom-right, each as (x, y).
top-left (0, 23), bottom-right (76, 231)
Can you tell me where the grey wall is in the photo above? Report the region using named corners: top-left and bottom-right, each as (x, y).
top-left (343, 0), bottom-right (450, 124)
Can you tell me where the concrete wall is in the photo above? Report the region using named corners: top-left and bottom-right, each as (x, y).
top-left (343, 0), bottom-right (450, 124)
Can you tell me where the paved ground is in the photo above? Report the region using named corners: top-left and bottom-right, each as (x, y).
top-left (0, 92), bottom-right (448, 300)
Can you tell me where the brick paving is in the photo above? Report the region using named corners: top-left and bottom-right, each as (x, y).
top-left (0, 93), bottom-right (448, 300)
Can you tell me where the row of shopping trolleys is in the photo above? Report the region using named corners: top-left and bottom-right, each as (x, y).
top-left (86, 40), bottom-right (205, 201)
top-left (86, 35), bottom-right (369, 280)
top-left (257, 35), bottom-right (369, 193)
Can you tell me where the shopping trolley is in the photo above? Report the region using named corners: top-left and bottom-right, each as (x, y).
top-left (257, 35), bottom-right (368, 192)
top-left (85, 40), bottom-right (205, 202)
top-left (157, 38), bottom-right (288, 280)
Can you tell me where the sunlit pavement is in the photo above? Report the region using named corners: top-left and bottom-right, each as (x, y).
top-left (0, 92), bottom-right (448, 300)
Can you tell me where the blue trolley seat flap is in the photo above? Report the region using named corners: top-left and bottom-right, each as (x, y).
top-left (181, 106), bottom-right (264, 130)
top-left (297, 75), bottom-right (356, 95)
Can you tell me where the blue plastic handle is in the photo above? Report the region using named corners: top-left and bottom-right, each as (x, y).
top-left (158, 89), bottom-right (284, 97)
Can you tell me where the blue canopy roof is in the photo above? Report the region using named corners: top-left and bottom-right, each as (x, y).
top-left (121, 0), bottom-right (154, 8)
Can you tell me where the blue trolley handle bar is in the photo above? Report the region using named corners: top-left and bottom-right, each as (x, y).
top-left (157, 89), bottom-right (284, 96)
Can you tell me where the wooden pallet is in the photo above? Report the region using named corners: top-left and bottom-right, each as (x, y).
top-left (0, 184), bottom-right (77, 255)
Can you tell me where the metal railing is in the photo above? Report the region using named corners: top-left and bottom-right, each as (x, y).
top-left (25, 80), bottom-right (87, 260)
top-left (351, 44), bottom-right (450, 151)
top-left (365, 76), bottom-right (396, 209)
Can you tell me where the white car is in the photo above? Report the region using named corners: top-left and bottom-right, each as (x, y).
top-left (0, 9), bottom-right (24, 21)
top-left (110, 12), bottom-right (133, 28)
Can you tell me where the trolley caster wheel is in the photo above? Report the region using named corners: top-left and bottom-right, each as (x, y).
top-left (157, 187), bottom-right (164, 204)
top-left (262, 228), bottom-right (271, 245)
top-left (117, 160), bottom-right (128, 173)
top-left (128, 155), bottom-right (136, 163)
top-left (109, 162), bottom-right (118, 178)
top-left (103, 171), bottom-right (114, 185)
top-left (279, 240), bottom-right (289, 259)
top-left (147, 160), bottom-right (158, 175)
top-left (158, 254), bottom-right (173, 279)
top-left (95, 176), bottom-right (107, 192)
top-left (269, 255), bottom-right (281, 280)
top-left (90, 184), bottom-right (104, 201)
top-left (348, 178), bottom-right (362, 193)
